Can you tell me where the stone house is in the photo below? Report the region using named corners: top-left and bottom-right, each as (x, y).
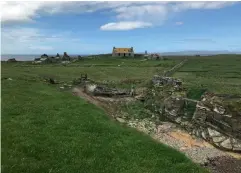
top-left (7, 58), bottom-right (17, 62)
top-left (112, 47), bottom-right (134, 57)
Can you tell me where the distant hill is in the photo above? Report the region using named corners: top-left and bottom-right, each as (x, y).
top-left (159, 50), bottom-right (241, 56)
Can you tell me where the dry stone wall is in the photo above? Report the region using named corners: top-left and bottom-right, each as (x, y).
top-left (191, 93), bottom-right (241, 152)
top-left (147, 75), bottom-right (241, 153)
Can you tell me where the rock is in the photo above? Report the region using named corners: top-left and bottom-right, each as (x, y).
top-left (232, 138), bottom-right (241, 151)
top-left (7, 78), bottom-right (13, 80)
top-left (49, 78), bottom-right (57, 84)
top-left (86, 84), bottom-right (129, 97)
top-left (220, 138), bottom-right (232, 149)
top-left (175, 117), bottom-right (182, 124)
top-left (60, 86), bottom-right (64, 89)
top-left (213, 105), bottom-right (225, 114)
top-left (201, 131), bottom-right (207, 140)
top-left (116, 117), bottom-right (125, 123)
top-left (152, 75), bottom-right (182, 86)
top-left (157, 122), bottom-right (174, 133)
top-left (208, 128), bottom-right (221, 137)
top-left (86, 84), bottom-right (97, 93)
top-left (195, 130), bottom-right (200, 137)
top-left (212, 136), bottom-right (226, 143)
top-left (223, 114), bottom-right (232, 118)
top-left (164, 96), bottom-right (185, 118)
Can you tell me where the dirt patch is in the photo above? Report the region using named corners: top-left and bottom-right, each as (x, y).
top-left (203, 156), bottom-right (241, 173)
top-left (169, 131), bottom-right (211, 148)
top-left (72, 87), bottom-right (115, 116)
top-left (72, 87), bottom-right (134, 117)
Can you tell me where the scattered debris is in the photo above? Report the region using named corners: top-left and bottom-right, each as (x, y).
top-left (85, 84), bottom-right (130, 97)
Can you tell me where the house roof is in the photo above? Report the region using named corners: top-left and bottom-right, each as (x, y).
top-left (113, 48), bottom-right (133, 53)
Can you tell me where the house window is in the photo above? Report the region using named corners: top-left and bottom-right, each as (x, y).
top-left (118, 53), bottom-right (120, 56)
top-left (124, 53), bottom-right (126, 57)
top-left (129, 53), bottom-right (131, 56)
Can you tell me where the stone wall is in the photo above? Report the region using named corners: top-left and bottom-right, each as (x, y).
top-left (147, 75), bottom-right (241, 153)
top-left (191, 93), bottom-right (241, 152)
top-left (163, 58), bottom-right (188, 77)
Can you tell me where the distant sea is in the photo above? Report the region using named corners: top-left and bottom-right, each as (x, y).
top-left (0, 54), bottom-right (89, 61)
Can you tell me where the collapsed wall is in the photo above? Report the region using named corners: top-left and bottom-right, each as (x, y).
top-left (192, 93), bottom-right (241, 152)
top-left (147, 75), bottom-right (241, 152)
top-left (73, 73), bottom-right (241, 152)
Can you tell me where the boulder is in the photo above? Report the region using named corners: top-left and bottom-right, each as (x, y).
top-left (116, 117), bottom-right (125, 123)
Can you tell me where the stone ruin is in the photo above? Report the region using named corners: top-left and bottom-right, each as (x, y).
top-left (7, 58), bottom-right (17, 62)
top-left (41, 54), bottom-right (48, 58)
top-left (71, 74), bottom-right (132, 97)
top-left (62, 52), bottom-right (70, 61)
top-left (85, 84), bottom-right (130, 97)
top-left (191, 93), bottom-right (241, 152)
top-left (152, 75), bottom-right (182, 87)
top-left (146, 74), bottom-right (241, 153)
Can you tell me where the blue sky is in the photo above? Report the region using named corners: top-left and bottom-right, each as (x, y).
top-left (1, 1), bottom-right (241, 54)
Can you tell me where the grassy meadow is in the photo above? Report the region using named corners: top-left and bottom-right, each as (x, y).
top-left (173, 55), bottom-right (241, 95)
top-left (1, 58), bottom-right (179, 88)
top-left (1, 57), bottom-right (207, 173)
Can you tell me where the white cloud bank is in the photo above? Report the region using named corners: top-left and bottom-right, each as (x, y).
top-left (0, 1), bottom-right (238, 53)
top-left (1, 27), bottom-right (81, 54)
top-left (1, 1), bottom-right (237, 28)
top-left (100, 21), bottom-right (152, 31)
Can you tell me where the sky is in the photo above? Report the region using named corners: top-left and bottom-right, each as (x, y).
top-left (1, 1), bottom-right (241, 55)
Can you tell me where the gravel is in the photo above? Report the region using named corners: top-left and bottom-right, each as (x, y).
top-left (127, 120), bottom-right (229, 165)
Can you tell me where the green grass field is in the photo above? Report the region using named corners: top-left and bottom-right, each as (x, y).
top-left (173, 55), bottom-right (241, 95)
top-left (1, 58), bottom-right (207, 173)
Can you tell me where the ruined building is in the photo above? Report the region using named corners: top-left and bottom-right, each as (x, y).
top-left (112, 47), bottom-right (134, 57)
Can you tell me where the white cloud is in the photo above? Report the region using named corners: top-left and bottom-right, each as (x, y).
top-left (1, 27), bottom-right (106, 54)
top-left (172, 2), bottom-right (236, 12)
top-left (175, 21), bottom-right (184, 25)
top-left (1, 27), bottom-right (72, 54)
top-left (114, 4), bottom-right (169, 24)
top-left (1, 1), bottom-right (237, 25)
top-left (100, 21), bottom-right (152, 31)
